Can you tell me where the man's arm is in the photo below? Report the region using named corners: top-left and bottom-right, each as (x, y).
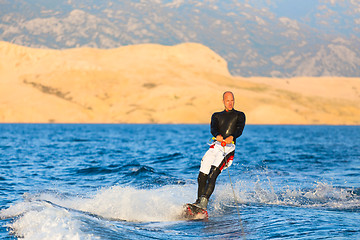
top-left (210, 113), bottom-right (220, 138)
top-left (233, 112), bottom-right (246, 139)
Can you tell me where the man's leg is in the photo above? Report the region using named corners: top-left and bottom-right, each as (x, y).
top-left (203, 166), bottom-right (221, 199)
top-left (194, 144), bottom-right (216, 204)
top-left (195, 172), bottom-right (208, 204)
top-left (197, 151), bottom-right (235, 209)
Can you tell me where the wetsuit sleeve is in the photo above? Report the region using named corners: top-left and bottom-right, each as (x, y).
top-left (210, 113), bottom-right (220, 138)
top-left (232, 112), bottom-right (246, 139)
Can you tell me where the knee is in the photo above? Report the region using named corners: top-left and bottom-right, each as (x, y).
top-left (208, 166), bottom-right (221, 180)
top-left (197, 172), bottom-right (208, 183)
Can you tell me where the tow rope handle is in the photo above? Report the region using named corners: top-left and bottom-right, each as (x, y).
top-left (211, 137), bottom-right (234, 146)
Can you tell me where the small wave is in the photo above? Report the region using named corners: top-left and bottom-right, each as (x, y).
top-left (127, 165), bottom-right (155, 175)
top-left (0, 145), bottom-right (11, 150)
top-left (70, 138), bottom-right (92, 142)
top-left (75, 166), bottom-right (115, 175)
top-left (153, 152), bottom-right (183, 164)
top-left (74, 164), bottom-right (163, 179)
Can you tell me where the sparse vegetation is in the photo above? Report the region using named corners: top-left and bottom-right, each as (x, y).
top-left (23, 79), bottom-right (72, 101)
top-left (143, 83), bottom-right (157, 89)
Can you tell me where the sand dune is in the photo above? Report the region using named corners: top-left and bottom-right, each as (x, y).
top-left (0, 41), bottom-right (359, 124)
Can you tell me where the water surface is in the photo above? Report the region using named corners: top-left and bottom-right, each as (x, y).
top-left (0, 124), bottom-right (359, 239)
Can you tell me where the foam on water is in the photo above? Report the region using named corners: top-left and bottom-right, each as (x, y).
top-left (2, 179), bottom-right (359, 239)
top-left (69, 185), bottom-right (193, 222)
top-left (8, 208), bottom-right (91, 240)
top-left (214, 179), bottom-right (360, 211)
top-left (1, 184), bottom-right (197, 239)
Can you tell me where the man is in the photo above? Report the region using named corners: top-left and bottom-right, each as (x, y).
top-left (194, 91), bottom-right (246, 209)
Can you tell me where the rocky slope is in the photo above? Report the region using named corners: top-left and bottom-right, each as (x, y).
top-left (1, 0), bottom-right (360, 77)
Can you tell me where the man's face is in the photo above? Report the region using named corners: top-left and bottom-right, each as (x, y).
top-left (223, 93), bottom-right (234, 111)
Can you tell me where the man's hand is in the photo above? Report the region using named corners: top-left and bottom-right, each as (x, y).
top-left (225, 136), bottom-right (234, 144)
top-left (216, 135), bottom-right (223, 142)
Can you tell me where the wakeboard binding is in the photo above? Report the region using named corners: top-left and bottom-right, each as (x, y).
top-left (183, 203), bottom-right (208, 220)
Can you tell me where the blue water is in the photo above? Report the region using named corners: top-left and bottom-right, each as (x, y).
top-left (0, 124), bottom-right (359, 239)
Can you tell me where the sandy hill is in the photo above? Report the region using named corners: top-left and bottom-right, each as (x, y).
top-left (0, 41), bottom-right (359, 124)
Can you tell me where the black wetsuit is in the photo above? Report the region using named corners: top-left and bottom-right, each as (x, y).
top-left (197, 108), bottom-right (246, 202)
top-left (210, 109), bottom-right (246, 143)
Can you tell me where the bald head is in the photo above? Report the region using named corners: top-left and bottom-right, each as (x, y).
top-left (223, 91), bottom-right (234, 100)
top-left (223, 91), bottom-right (234, 111)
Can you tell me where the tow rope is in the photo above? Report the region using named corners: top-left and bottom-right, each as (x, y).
top-left (213, 137), bottom-right (246, 238)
